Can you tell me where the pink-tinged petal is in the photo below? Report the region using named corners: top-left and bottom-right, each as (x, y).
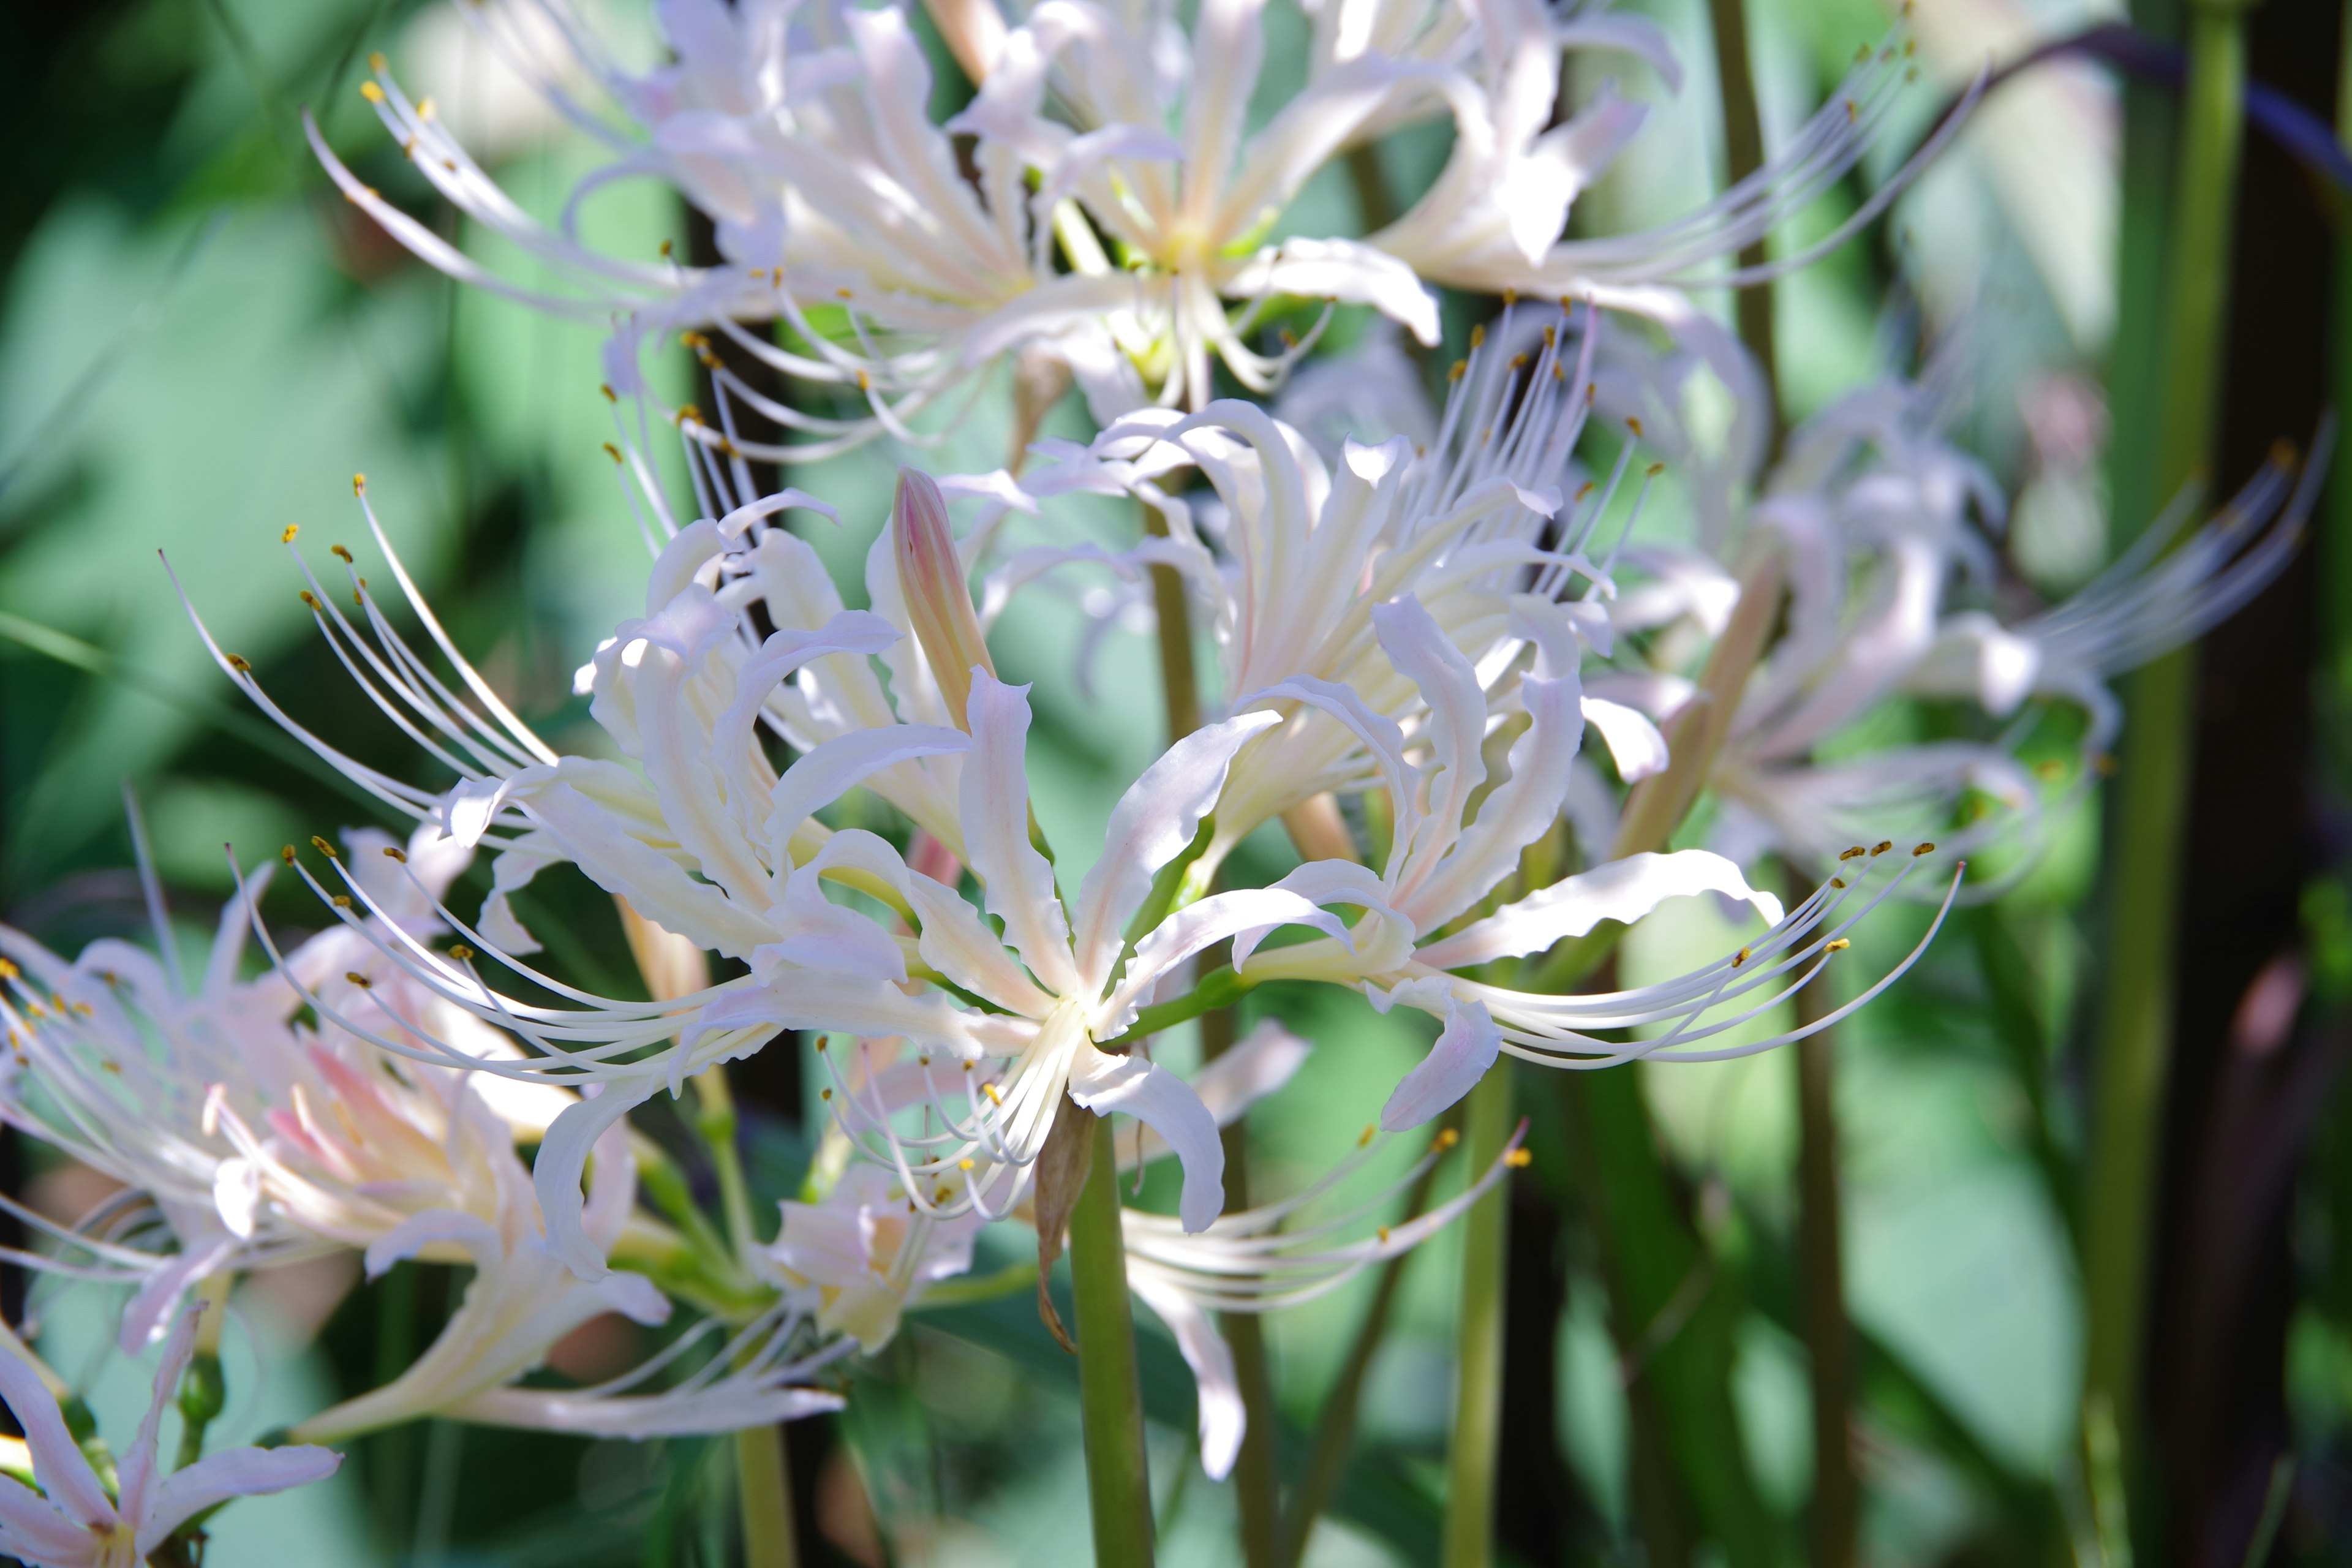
top-left (1128, 1271), bottom-right (1243, 1480)
top-left (1066, 1047), bottom-right (1224, 1232)
top-left (0, 1351), bottom-right (111, 1532)
top-left (117, 1237), bottom-right (234, 1356)
top-left (0, 1474), bottom-right (98, 1565)
top-left (1415, 850), bottom-right (1785, 973)
top-left (134, 1446), bottom-right (342, 1555)
top-left (529, 1084), bottom-right (654, 1280)
top-left (959, 674), bottom-right (1082, 996)
top-left (1379, 1000), bottom-right (1499, 1131)
top-left (1068, 710), bottom-right (1282, 991)
top-left (115, 1304), bottom-right (206, 1525)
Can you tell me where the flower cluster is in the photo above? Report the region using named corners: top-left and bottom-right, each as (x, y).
top-left (0, 0), bottom-right (2313, 1555)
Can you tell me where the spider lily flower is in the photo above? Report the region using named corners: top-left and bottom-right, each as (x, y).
top-left (1214, 592), bottom-right (1834, 1126)
top-left (1125, 1116), bottom-right (1525, 1479)
top-left (0, 822), bottom-right (559, 1351)
top-left (0, 1303), bottom-right (339, 1568)
top-left (282, 1101), bottom-right (851, 1444)
top-left (1016, 302), bottom-right (1668, 870)
top-left (763, 1161), bottom-right (986, 1352)
top-left (311, 0), bottom-right (1952, 448)
top-left (184, 498), bottom-right (1353, 1274)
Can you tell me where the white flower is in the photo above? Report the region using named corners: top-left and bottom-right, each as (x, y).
top-left (0, 1305), bottom-right (338, 1568)
top-left (763, 1161), bottom-right (985, 1351)
top-left (311, 0), bottom-right (1954, 447)
top-left (0, 820), bottom-right (556, 1350)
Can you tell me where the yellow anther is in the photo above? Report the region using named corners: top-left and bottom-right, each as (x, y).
top-left (816, 1038), bottom-right (829, 1052)
top-left (1871, 840), bottom-right (1893, 857)
top-left (1845, 99), bottom-right (1858, 122)
top-left (384, 845), bottom-right (406, 862)
top-left (1912, 842), bottom-right (1936, 857)
top-left (332, 895), bottom-right (352, 909)
top-left (603, 442), bottom-right (623, 464)
top-left (1825, 938), bottom-right (1851, 952)
top-left (331, 545), bottom-right (353, 563)
top-left (959, 1158), bottom-right (975, 1172)
top-left (1505, 1148), bottom-right (1532, 1168)
top-left (225, 654), bottom-right (251, 673)
top-left (1434, 1127), bottom-right (1460, 1151)
top-left (300, 590), bottom-right (320, 611)
top-left (1575, 480), bottom-right (1596, 500)
top-left (1542, 325), bottom-right (1556, 348)
top-left (836, 287), bottom-right (853, 299)
top-left (1839, 846), bottom-right (1866, 861)
top-left (659, 239), bottom-right (674, 259)
top-left (821, 1087), bottom-right (834, 1100)
top-left (311, 836), bottom-right (339, 859)
top-left (360, 81), bottom-right (385, 103)
top-left (1509, 353), bottom-right (1529, 371)
top-left (0, 960), bottom-right (16, 980)
top-left (856, 369), bottom-right (872, 392)
top-left (1733, 946), bottom-right (1751, 967)
top-left (1855, 42), bottom-right (1871, 62)
top-left (1830, 877), bottom-right (1846, 889)
top-left (417, 96), bottom-right (437, 121)
top-left (281, 524), bottom-right (299, 543)
top-left (600, 383), bottom-right (617, 402)
top-left (1469, 324), bottom-right (1485, 349)
top-left (344, 971), bottom-right (371, 989)
top-left (981, 1082), bottom-right (1003, 1105)
top-left (1646, 462), bottom-right (1665, 477)
top-left (449, 944), bottom-right (474, 962)
top-left (281, 845), bottom-right (296, 865)
top-left (1626, 416), bottom-right (1643, 437)
top-left (1447, 359), bottom-right (1468, 382)
top-left (353, 473), bottom-right (366, 495)
top-left (1502, 288), bottom-right (1519, 306)
top-left (1378, 1226), bottom-right (1391, 1243)
top-left (1359, 1125), bottom-right (1376, 1147)
top-left (368, 51), bottom-right (386, 70)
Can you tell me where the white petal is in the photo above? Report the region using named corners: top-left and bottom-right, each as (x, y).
top-left (1129, 1270), bottom-right (1244, 1480)
top-left (529, 1084), bottom-right (655, 1280)
top-left (1379, 999), bottom-right (1499, 1131)
top-left (959, 674), bottom-right (1082, 995)
top-left (1066, 1046), bottom-right (1224, 1232)
top-left (0, 1348), bottom-right (112, 1532)
top-left (1415, 850), bottom-right (1784, 972)
top-left (1068, 710), bottom-right (1281, 990)
top-left (1581, 696), bottom-right (1670, 782)
top-left (135, 1447), bottom-right (341, 1553)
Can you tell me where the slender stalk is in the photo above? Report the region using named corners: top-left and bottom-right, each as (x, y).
top-left (2081, 0), bottom-right (2251, 1441)
top-left (1071, 1114), bottom-right (1158, 1565)
top-left (174, 1273), bottom-right (234, 1471)
top-left (1142, 510), bottom-right (1200, 741)
top-left (1441, 1064), bottom-right (1515, 1568)
top-left (1274, 1136), bottom-right (1450, 1568)
top-left (1705, 0), bottom-right (1779, 441)
top-left (1204, 1004), bottom-right (1281, 1568)
top-left (1793, 981), bottom-right (1855, 1568)
top-left (736, 1423), bottom-right (801, 1568)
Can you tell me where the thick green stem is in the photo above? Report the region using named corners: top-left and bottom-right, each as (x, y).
top-left (1440, 1065), bottom-right (1515, 1568)
top-left (1793, 993), bottom-right (1855, 1568)
top-left (2082, 0), bottom-right (2250, 1439)
top-left (1142, 510), bottom-right (1200, 742)
top-left (1203, 1004), bottom-right (1282, 1568)
top-left (736, 1423), bottom-right (800, 1568)
top-left (1072, 1114), bottom-right (1156, 1565)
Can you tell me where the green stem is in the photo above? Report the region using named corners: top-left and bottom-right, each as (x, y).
top-left (736, 1423), bottom-right (801, 1568)
top-left (1440, 1065), bottom-right (1514, 1568)
top-left (2081, 0), bottom-right (2251, 1441)
top-left (1202, 1004), bottom-right (1282, 1568)
top-left (1705, 0), bottom-right (1779, 443)
top-left (1275, 1128), bottom-right (1451, 1568)
top-left (1793, 987), bottom-right (1855, 1568)
top-left (693, 1066), bottom-right (760, 1261)
top-left (1071, 1114), bottom-right (1157, 1565)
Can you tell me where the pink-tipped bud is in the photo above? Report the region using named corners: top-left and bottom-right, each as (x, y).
top-left (919, 0), bottom-right (1007, 84)
top-left (892, 469), bottom-right (995, 729)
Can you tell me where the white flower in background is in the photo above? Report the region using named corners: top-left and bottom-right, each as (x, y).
top-left (764, 1160), bottom-right (986, 1351)
top-left (1012, 302), bottom-right (1670, 875)
top-left (0, 1305), bottom-right (338, 1568)
top-left (287, 1104), bottom-right (841, 1443)
top-left (311, 0), bottom-right (1957, 450)
top-left (0, 818), bottom-right (559, 1350)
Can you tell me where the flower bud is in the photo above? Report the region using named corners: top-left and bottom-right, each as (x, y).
top-left (919, 0), bottom-right (1007, 85)
top-left (892, 468), bottom-right (995, 730)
